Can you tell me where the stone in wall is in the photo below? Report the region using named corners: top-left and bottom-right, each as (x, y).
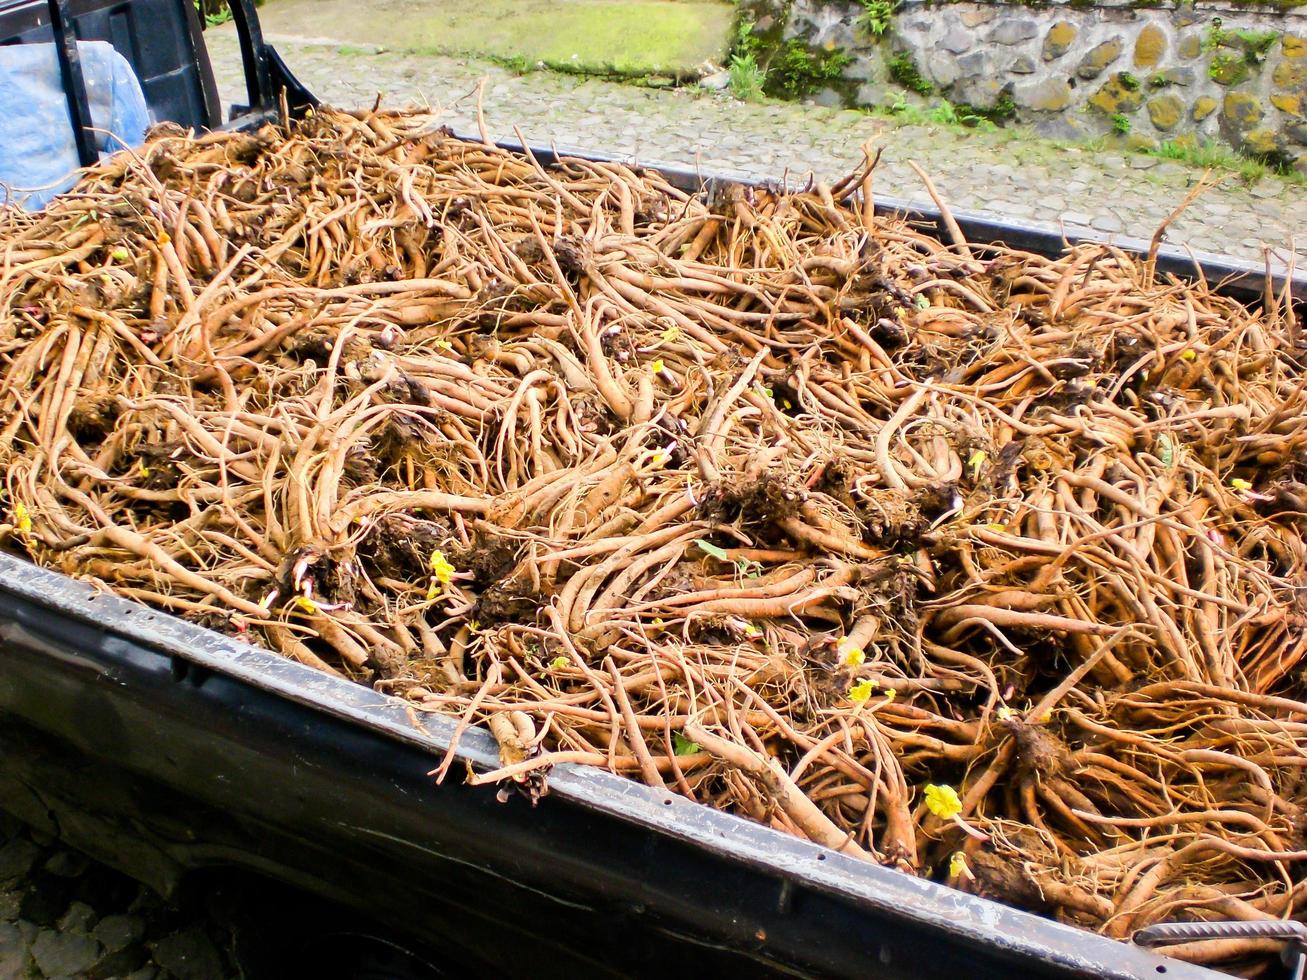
top-left (1222, 93), bottom-right (1264, 125)
top-left (989, 19), bottom-right (1039, 46)
top-left (959, 7), bottom-right (996, 28)
top-left (1146, 94), bottom-right (1184, 131)
top-left (1016, 77), bottom-right (1072, 112)
top-left (1151, 67), bottom-right (1195, 88)
top-left (1134, 25), bottom-right (1167, 69)
top-left (1274, 44), bottom-right (1307, 90)
top-left (939, 28), bottom-right (972, 55)
top-left (1210, 55), bottom-right (1251, 87)
top-left (1043, 22), bottom-right (1077, 62)
top-left (1272, 92), bottom-right (1302, 113)
top-left (1192, 95), bottom-right (1218, 122)
top-left (1077, 38), bottom-right (1125, 80)
top-left (1089, 73), bottom-right (1145, 115)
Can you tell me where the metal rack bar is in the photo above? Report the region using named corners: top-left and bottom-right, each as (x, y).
top-left (45, 0), bottom-right (97, 167)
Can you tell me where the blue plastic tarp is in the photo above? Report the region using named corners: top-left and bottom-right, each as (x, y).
top-left (0, 40), bottom-right (151, 209)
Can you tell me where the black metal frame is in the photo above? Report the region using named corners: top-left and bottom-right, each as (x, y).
top-left (218, 0), bottom-right (314, 119)
top-left (44, 0), bottom-right (97, 166)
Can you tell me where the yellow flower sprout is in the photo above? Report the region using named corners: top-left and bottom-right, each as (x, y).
top-left (924, 783), bottom-right (962, 820)
top-left (848, 678), bottom-right (876, 703)
top-left (949, 851), bottom-right (970, 879)
top-left (429, 551), bottom-right (456, 586)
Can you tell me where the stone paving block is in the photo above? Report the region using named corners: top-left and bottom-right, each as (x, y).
top-left (0, 838), bottom-right (41, 883)
top-left (95, 913), bottom-right (147, 953)
top-left (31, 928), bottom-right (101, 976)
top-left (152, 928), bottom-right (227, 980)
top-left (56, 900), bottom-right (97, 934)
top-left (0, 920), bottom-right (36, 978)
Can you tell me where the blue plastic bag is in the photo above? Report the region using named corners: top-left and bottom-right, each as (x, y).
top-left (0, 40), bottom-right (151, 209)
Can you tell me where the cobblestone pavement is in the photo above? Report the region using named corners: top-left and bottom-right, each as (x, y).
top-left (206, 26), bottom-right (1307, 270)
top-left (0, 814), bottom-right (239, 979)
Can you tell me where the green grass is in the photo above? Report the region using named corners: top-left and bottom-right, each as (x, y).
top-left (493, 54), bottom-right (535, 75)
top-left (728, 51), bottom-right (766, 102)
top-left (193, 0), bottom-right (234, 26)
top-left (874, 95), bottom-right (999, 132)
top-left (1150, 139), bottom-right (1301, 185)
top-left (1205, 23), bottom-right (1281, 62)
top-left (1234, 28), bottom-right (1280, 53)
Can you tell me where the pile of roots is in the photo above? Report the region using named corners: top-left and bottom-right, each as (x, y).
top-left (3, 109), bottom-right (1306, 973)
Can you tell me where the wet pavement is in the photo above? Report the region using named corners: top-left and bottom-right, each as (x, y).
top-left (0, 814), bottom-right (238, 980)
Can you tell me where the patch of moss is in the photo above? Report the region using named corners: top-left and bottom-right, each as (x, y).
top-left (1119, 72), bottom-right (1141, 91)
top-left (768, 40), bottom-right (853, 99)
top-left (888, 52), bottom-right (933, 95)
top-left (1111, 112), bottom-right (1132, 134)
top-left (1205, 21), bottom-right (1280, 63)
top-left (1235, 28), bottom-right (1280, 56)
top-left (1208, 52), bottom-right (1250, 85)
top-left (494, 54), bottom-right (534, 74)
top-left (969, 91), bottom-right (1017, 124)
top-left (878, 95), bottom-right (999, 131)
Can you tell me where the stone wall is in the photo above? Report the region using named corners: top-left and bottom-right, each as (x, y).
top-left (738, 0), bottom-right (1307, 170)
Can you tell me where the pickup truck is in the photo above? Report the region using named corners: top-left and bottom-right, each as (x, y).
top-left (0, 1), bottom-right (1301, 977)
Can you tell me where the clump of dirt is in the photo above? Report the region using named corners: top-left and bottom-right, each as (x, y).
top-left (967, 831), bottom-right (1060, 912)
top-left (699, 472), bottom-right (803, 527)
top-left (282, 328), bottom-right (371, 363)
top-left (120, 441), bottom-right (187, 491)
top-left (856, 486), bottom-right (928, 550)
top-left (915, 481), bottom-right (961, 521)
top-left (1008, 720), bottom-right (1073, 781)
top-left (67, 393), bottom-right (120, 443)
top-left (273, 546), bottom-right (358, 608)
top-left (454, 532), bottom-right (523, 588)
top-left (367, 514), bottom-right (450, 581)
top-left (476, 579), bottom-right (548, 628)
